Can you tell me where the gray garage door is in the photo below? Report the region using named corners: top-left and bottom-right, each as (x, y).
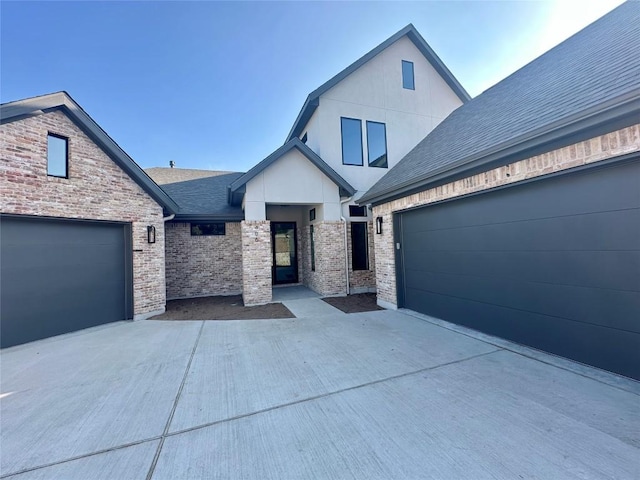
top-left (396, 159), bottom-right (640, 380)
top-left (1, 216), bottom-right (133, 348)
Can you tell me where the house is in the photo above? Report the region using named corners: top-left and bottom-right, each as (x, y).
top-left (1, 22), bottom-right (465, 348)
top-left (1, 3), bottom-right (638, 379)
top-left (145, 23), bottom-right (470, 307)
top-left (358, 1), bottom-right (640, 379)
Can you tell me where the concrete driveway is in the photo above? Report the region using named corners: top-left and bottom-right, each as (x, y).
top-left (1, 309), bottom-right (638, 479)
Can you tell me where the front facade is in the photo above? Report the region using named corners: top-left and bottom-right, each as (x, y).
top-left (148, 24), bottom-right (470, 307)
top-left (221, 25), bottom-right (467, 306)
top-left (2, 5), bottom-right (638, 380)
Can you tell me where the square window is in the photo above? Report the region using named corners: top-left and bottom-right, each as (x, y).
top-left (341, 117), bottom-right (363, 166)
top-left (190, 223), bottom-right (226, 236)
top-left (366, 121), bottom-right (387, 168)
top-left (402, 60), bottom-right (415, 90)
top-left (349, 205), bottom-right (367, 217)
top-left (47, 133), bottom-right (68, 178)
top-left (351, 222), bottom-right (369, 271)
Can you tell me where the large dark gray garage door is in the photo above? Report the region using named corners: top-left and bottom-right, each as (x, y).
top-left (396, 160), bottom-right (640, 379)
top-left (1, 216), bottom-right (133, 348)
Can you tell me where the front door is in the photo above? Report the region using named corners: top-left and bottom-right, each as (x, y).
top-left (271, 222), bottom-right (298, 284)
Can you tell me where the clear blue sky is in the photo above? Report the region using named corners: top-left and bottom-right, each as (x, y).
top-left (1, 1), bottom-right (624, 172)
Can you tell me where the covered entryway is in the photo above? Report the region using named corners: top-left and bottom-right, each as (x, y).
top-left (395, 159), bottom-right (640, 379)
top-left (0, 215), bottom-right (133, 348)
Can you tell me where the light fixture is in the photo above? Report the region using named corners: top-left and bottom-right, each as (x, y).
top-left (376, 216), bottom-right (383, 235)
top-left (147, 225), bottom-right (156, 244)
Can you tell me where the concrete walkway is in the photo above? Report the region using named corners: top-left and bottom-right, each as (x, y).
top-left (1, 310), bottom-right (638, 479)
top-left (272, 285), bottom-right (345, 318)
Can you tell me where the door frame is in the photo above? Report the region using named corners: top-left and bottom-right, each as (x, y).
top-left (270, 221), bottom-right (299, 285)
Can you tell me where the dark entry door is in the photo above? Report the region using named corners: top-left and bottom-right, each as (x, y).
top-left (0, 215), bottom-right (133, 348)
top-left (271, 222), bottom-right (298, 284)
top-left (396, 160), bottom-right (640, 380)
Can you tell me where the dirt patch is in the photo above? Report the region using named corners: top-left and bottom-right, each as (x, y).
top-left (150, 295), bottom-right (295, 320)
top-left (322, 293), bottom-right (384, 314)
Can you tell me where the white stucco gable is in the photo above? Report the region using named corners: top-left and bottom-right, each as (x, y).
top-left (244, 148), bottom-right (342, 220)
top-left (229, 139), bottom-right (355, 221)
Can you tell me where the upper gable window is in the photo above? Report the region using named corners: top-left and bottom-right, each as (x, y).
top-left (367, 121), bottom-right (387, 168)
top-left (301, 132), bottom-right (308, 144)
top-left (47, 133), bottom-right (68, 178)
top-left (402, 60), bottom-right (415, 90)
top-left (341, 117), bottom-right (363, 166)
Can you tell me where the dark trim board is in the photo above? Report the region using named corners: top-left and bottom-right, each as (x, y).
top-left (394, 159), bottom-right (640, 379)
top-left (0, 215), bottom-right (134, 348)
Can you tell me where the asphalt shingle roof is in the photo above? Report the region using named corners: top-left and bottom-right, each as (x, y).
top-left (145, 167), bottom-right (234, 185)
top-left (159, 172), bottom-right (245, 220)
top-left (361, 2), bottom-right (640, 204)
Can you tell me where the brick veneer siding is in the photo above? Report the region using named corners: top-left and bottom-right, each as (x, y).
top-left (373, 124), bottom-right (640, 307)
top-left (302, 221), bottom-right (347, 296)
top-left (165, 222), bottom-right (242, 299)
top-left (0, 110), bottom-right (167, 316)
top-left (347, 222), bottom-right (376, 293)
top-left (241, 221), bottom-right (272, 305)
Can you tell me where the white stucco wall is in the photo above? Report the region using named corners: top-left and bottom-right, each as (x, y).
top-left (301, 35), bottom-right (464, 195)
top-left (244, 148), bottom-right (342, 221)
top-left (301, 110), bottom-right (321, 155)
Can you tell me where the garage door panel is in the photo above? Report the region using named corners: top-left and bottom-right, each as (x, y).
top-left (403, 269), bottom-right (640, 332)
top-left (401, 162), bottom-right (640, 233)
top-left (404, 250), bottom-right (639, 293)
top-left (404, 289), bottom-right (640, 379)
top-left (403, 208), bottom-right (639, 252)
top-left (398, 160), bottom-right (640, 379)
top-left (1, 216), bottom-right (131, 348)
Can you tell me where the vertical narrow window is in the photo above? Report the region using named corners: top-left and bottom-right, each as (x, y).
top-left (351, 222), bottom-right (369, 271)
top-left (301, 132), bottom-right (308, 144)
top-left (366, 121), bottom-right (387, 168)
top-left (310, 225), bottom-right (316, 272)
top-left (47, 134), bottom-right (68, 178)
top-left (341, 117), bottom-right (363, 166)
top-left (402, 60), bottom-right (414, 90)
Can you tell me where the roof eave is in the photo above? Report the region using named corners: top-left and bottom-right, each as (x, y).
top-left (172, 213), bottom-right (245, 222)
top-left (1, 92), bottom-right (180, 214)
top-left (359, 89), bottom-right (640, 206)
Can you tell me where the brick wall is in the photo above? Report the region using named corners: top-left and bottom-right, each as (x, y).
top-left (0, 110), bottom-right (167, 316)
top-left (373, 124), bottom-right (640, 307)
top-left (347, 222), bottom-right (376, 293)
top-left (165, 222), bottom-right (242, 299)
top-left (241, 221), bottom-right (272, 305)
top-left (301, 221), bottom-right (346, 296)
